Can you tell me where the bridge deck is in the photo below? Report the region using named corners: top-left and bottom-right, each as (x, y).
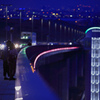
top-left (15, 47), bottom-right (60, 100)
top-left (0, 45), bottom-right (80, 100)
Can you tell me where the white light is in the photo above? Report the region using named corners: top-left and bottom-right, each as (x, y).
top-left (69, 42), bottom-right (72, 45)
top-left (52, 13), bottom-right (55, 15)
top-left (91, 73), bottom-right (95, 75)
top-left (26, 36), bottom-right (28, 39)
top-left (96, 73), bottom-right (99, 75)
top-left (91, 81), bottom-right (95, 84)
top-left (1, 44), bottom-right (5, 50)
top-left (15, 98), bottom-right (23, 100)
top-left (10, 14), bottom-right (13, 17)
top-left (51, 43), bottom-right (53, 45)
top-left (0, 9), bottom-right (2, 11)
top-left (23, 36), bottom-right (25, 39)
top-left (15, 86), bottom-right (21, 91)
top-left (1, 44), bottom-right (5, 48)
top-left (92, 37), bottom-right (94, 40)
top-left (70, 15), bottom-right (73, 17)
top-left (91, 90), bottom-right (95, 93)
top-left (15, 44), bottom-right (19, 48)
top-left (96, 82), bottom-right (99, 84)
top-left (17, 92), bottom-right (19, 94)
top-left (27, 15), bottom-right (29, 17)
top-left (96, 91), bottom-right (99, 93)
top-left (41, 9), bottom-right (43, 11)
top-left (20, 45), bottom-right (22, 48)
top-left (32, 42), bottom-right (36, 46)
top-left (78, 8), bottom-right (80, 10)
top-left (29, 18), bottom-right (32, 20)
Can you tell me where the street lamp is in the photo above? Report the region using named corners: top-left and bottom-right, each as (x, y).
top-left (1, 4), bottom-right (12, 40)
top-left (10, 27), bottom-right (14, 41)
top-left (77, 30), bottom-right (79, 40)
top-left (41, 19), bottom-right (43, 42)
top-left (60, 24), bottom-right (62, 42)
top-left (32, 15), bottom-right (34, 33)
top-left (47, 20), bottom-right (50, 44)
top-left (20, 11), bottom-right (21, 34)
top-left (64, 26), bottom-right (66, 42)
top-left (55, 23), bottom-right (57, 42)
top-left (71, 28), bottom-right (73, 41)
top-left (74, 29), bottom-right (76, 41)
top-left (17, 8), bottom-right (25, 34)
top-left (68, 27), bottom-right (70, 41)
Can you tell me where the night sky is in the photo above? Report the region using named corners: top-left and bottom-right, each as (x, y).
top-left (0, 0), bottom-right (100, 9)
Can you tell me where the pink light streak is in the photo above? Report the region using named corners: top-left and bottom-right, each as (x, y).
top-left (33, 47), bottom-right (79, 69)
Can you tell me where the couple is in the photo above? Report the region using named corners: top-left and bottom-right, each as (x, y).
top-left (2, 40), bottom-right (18, 80)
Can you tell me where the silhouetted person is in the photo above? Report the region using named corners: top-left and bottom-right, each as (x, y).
top-left (8, 43), bottom-right (18, 80)
top-left (27, 42), bottom-right (32, 46)
top-left (1, 40), bottom-right (12, 80)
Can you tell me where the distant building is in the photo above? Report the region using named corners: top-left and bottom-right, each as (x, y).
top-left (85, 27), bottom-right (100, 100)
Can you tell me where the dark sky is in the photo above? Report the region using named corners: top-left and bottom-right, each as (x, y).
top-left (0, 0), bottom-right (100, 9)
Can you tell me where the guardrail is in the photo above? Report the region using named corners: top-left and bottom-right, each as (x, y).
top-left (25, 45), bottom-right (87, 100)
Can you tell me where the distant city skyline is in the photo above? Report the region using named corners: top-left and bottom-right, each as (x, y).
top-left (1, 0), bottom-right (100, 10)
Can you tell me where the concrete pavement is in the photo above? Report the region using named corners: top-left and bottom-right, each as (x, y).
top-left (0, 47), bottom-right (60, 100)
top-left (0, 59), bottom-right (15, 100)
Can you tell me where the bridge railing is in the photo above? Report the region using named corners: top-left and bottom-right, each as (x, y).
top-left (25, 45), bottom-right (88, 100)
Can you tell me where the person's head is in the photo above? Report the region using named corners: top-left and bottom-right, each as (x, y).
top-left (28, 42), bottom-right (32, 46)
top-left (6, 40), bottom-right (12, 46)
top-left (10, 43), bottom-right (15, 50)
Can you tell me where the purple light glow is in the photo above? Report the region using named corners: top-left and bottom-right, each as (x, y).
top-left (33, 47), bottom-right (79, 69)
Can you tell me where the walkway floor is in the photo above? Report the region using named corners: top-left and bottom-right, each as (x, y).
top-left (0, 59), bottom-right (15, 100)
top-left (0, 47), bottom-right (59, 100)
top-left (15, 47), bottom-right (59, 100)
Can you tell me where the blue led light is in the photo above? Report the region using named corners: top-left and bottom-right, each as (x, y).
top-left (85, 27), bottom-right (100, 34)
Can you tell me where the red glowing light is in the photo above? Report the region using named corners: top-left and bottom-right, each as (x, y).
top-left (33, 47), bottom-right (79, 69)
top-left (73, 9), bottom-right (75, 11)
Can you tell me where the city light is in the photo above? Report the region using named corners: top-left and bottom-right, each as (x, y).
top-left (0, 2), bottom-right (100, 100)
top-left (70, 15), bottom-right (73, 17)
top-left (69, 42), bottom-right (72, 45)
top-left (15, 44), bottom-right (19, 48)
top-left (52, 13), bottom-right (55, 15)
top-left (0, 44), bottom-right (5, 50)
top-left (0, 8), bottom-right (2, 11)
top-left (0, 4), bottom-right (99, 22)
top-left (29, 18), bottom-right (32, 20)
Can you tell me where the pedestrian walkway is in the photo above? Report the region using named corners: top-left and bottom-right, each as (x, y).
top-left (0, 47), bottom-right (60, 100)
top-left (0, 59), bottom-right (15, 100)
top-left (15, 47), bottom-right (59, 100)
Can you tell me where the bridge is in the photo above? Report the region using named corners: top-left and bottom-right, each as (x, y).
top-left (14, 27), bottom-right (100, 100)
top-left (15, 44), bottom-right (87, 100)
top-left (0, 16), bottom-right (99, 100)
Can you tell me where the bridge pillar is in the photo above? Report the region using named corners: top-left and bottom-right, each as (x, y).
top-left (69, 52), bottom-right (78, 87)
top-left (68, 52), bottom-right (79, 100)
top-left (77, 50), bottom-right (84, 77)
top-left (62, 58), bottom-right (70, 100)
